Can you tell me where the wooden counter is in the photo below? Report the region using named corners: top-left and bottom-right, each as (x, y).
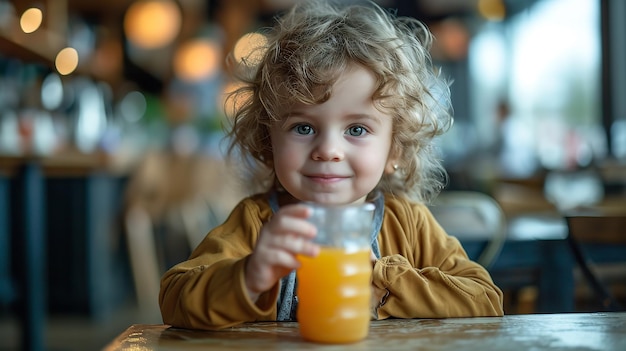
top-left (0, 152), bottom-right (124, 351)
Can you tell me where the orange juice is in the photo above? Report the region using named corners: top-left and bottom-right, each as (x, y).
top-left (296, 247), bottom-right (371, 344)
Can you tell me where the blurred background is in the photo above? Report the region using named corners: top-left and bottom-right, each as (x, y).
top-left (1, 0), bottom-right (625, 350)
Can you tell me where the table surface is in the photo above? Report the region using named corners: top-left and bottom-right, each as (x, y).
top-left (104, 312), bottom-right (626, 351)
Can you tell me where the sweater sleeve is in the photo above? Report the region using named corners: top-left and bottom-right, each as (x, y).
top-left (372, 198), bottom-right (504, 319)
top-left (159, 196), bottom-right (280, 330)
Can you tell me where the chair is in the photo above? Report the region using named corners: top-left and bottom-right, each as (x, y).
top-left (543, 167), bottom-right (626, 311)
top-left (123, 150), bottom-right (249, 321)
top-left (124, 205), bottom-right (162, 321)
top-left (429, 191), bottom-right (507, 269)
top-left (565, 213), bottom-right (626, 311)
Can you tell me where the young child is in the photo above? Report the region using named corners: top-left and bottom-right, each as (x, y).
top-left (159, 0), bottom-right (504, 330)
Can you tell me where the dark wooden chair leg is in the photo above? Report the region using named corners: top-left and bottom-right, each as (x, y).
top-left (565, 217), bottom-right (622, 312)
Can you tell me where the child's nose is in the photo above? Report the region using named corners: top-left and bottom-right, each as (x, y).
top-left (311, 134), bottom-right (344, 161)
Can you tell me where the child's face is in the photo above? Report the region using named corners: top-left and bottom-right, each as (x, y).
top-left (269, 65), bottom-right (397, 205)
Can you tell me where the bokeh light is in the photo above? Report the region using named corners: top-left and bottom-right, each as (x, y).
top-left (41, 73), bottom-right (63, 110)
top-left (233, 32), bottom-right (268, 67)
top-left (120, 91), bottom-right (147, 123)
top-left (478, 0), bottom-right (506, 21)
top-left (55, 47), bottom-right (79, 75)
top-left (124, 0), bottom-right (181, 49)
top-left (20, 7), bottom-right (43, 33)
top-left (173, 39), bottom-right (221, 81)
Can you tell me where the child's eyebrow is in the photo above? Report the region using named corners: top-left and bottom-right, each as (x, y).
top-left (277, 111), bottom-right (306, 122)
top-left (346, 113), bottom-right (384, 125)
top-left (281, 110), bottom-right (307, 118)
top-left (281, 110), bottom-right (383, 122)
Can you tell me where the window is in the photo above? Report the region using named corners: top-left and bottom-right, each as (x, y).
top-left (449, 0), bottom-right (602, 180)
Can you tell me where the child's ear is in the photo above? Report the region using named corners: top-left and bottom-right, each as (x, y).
top-left (384, 159), bottom-right (399, 174)
top-left (385, 145), bottom-right (401, 174)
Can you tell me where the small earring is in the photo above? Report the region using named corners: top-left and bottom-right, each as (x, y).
top-left (393, 164), bottom-right (398, 170)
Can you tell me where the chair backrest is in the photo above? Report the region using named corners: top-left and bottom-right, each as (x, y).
top-left (429, 191), bottom-right (507, 268)
top-left (122, 150), bottom-right (251, 321)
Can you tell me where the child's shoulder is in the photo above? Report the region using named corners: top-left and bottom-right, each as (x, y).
top-left (236, 192), bottom-right (272, 209)
top-left (380, 193), bottom-right (441, 237)
top-left (383, 193), bottom-right (430, 217)
top-left (218, 192), bottom-right (274, 228)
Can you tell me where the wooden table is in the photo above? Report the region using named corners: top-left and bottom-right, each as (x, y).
top-left (105, 312), bottom-right (626, 351)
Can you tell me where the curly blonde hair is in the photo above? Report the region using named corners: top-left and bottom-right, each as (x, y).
top-left (225, 0), bottom-right (452, 203)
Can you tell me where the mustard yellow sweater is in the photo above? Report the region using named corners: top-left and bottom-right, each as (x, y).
top-left (159, 193), bottom-right (504, 330)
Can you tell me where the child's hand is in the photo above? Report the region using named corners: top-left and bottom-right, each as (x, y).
top-left (244, 204), bottom-right (320, 302)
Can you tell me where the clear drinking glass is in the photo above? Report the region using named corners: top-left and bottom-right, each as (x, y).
top-left (296, 202), bottom-right (375, 344)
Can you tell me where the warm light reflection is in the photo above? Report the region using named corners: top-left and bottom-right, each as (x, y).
top-left (433, 19), bottom-right (469, 60)
top-left (55, 47), bottom-right (79, 75)
top-left (478, 0), bottom-right (506, 21)
top-left (233, 32), bottom-right (268, 67)
top-left (173, 39), bottom-right (221, 81)
top-left (124, 0), bottom-right (181, 49)
top-left (20, 7), bottom-right (43, 33)
top-left (221, 80), bottom-right (246, 119)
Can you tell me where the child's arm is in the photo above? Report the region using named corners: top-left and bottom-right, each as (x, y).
top-left (159, 196), bottom-right (319, 330)
top-left (159, 197), bottom-right (273, 330)
top-left (372, 200), bottom-right (504, 319)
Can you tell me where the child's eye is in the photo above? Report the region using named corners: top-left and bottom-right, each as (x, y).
top-left (346, 125), bottom-right (367, 137)
top-left (293, 124), bottom-right (314, 135)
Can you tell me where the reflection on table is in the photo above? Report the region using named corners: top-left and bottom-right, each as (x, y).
top-left (105, 312), bottom-right (626, 351)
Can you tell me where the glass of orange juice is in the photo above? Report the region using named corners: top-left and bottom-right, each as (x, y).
top-left (297, 202), bottom-right (375, 344)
